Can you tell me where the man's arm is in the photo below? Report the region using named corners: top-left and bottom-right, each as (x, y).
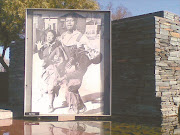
top-left (66, 54), bottom-right (91, 80)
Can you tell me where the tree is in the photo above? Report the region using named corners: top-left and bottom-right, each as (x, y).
top-left (111, 6), bottom-right (132, 20)
top-left (0, 0), bottom-right (99, 72)
top-left (0, 54), bottom-right (9, 72)
top-left (106, 2), bottom-right (132, 21)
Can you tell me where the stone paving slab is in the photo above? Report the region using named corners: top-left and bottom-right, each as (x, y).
top-left (0, 109), bottom-right (13, 119)
top-left (0, 119), bottom-right (12, 127)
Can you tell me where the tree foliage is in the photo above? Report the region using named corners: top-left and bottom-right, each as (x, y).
top-left (106, 2), bottom-right (132, 21)
top-left (0, 0), bottom-right (99, 71)
top-left (0, 0), bottom-right (99, 46)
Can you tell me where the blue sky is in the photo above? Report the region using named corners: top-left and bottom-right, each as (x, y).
top-left (0, 47), bottom-right (9, 59)
top-left (98, 0), bottom-right (180, 16)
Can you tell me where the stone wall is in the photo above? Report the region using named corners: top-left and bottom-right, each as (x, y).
top-left (155, 16), bottom-right (180, 117)
top-left (161, 116), bottom-right (180, 135)
top-left (112, 12), bottom-right (160, 117)
top-left (0, 72), bottom-right (8, 102)
top-left (8, 40), bottom-right (25, 117)
top-left (112, 11), bottom-right (180, 117)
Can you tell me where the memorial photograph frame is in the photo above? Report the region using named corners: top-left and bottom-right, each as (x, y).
top-left (24, 9), bottom-right (111, 116)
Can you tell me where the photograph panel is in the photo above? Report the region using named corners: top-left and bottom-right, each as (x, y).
top-left (25, 9), bottom-right (111, 116)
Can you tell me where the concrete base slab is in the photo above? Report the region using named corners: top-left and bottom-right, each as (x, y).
top-left (0, 119), bottom-right (12, 127)
top-left (58, 115), bottom-right (75, 121)
top-left (0, 109), bottom-right (13, 119)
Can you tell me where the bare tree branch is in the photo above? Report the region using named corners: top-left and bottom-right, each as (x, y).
top-left (106, 2), bottom-right (132, 21)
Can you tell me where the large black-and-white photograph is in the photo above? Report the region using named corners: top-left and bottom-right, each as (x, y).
top-left (25, 9), bottom-right (111, 116)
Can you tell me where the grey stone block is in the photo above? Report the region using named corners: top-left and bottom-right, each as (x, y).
top-left (155, 28), bottom-right (160, 34)
top-left (170, 41), bottom-right (179, 46)
top-left (160, 29), bottom-right (170, 35)
top-left (171, 37), bottom-right (179, 42)
top-left (170, 81), bottom-right (177, 85)
top-left (171, 25), bottom-right (180, 31)
top-left (155, 24), bottom-right (160, 29)
top-left (156, 92), bottom-right (161, 97)
top-left (161, 97), bottom-right (170, 102)
top-left (156, 34), bottom-right (169, 40)
top-left (171, 85), bottom-right (180, 89)
top-left (169, 51), bottom-right (179, 57)
top-left (168, 57), bottom-right (180, 61)
top-left (160, 24), bottom-right (171, 29)
top-left (173, 97), bottom-right (180, 105)
top-left (156, 82), bottom-right (170, 87)
top-left (156, 75), bottom-right (161, 79)
top-left (174, 128), bottom-right (180, 135)
top-left (162, 91), bottom-right (172, 96)
top-left (156, 62), bottom-right (168, 66)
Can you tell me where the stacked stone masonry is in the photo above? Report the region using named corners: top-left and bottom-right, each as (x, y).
top-left (112, 11), bottom-right (180, 117)
top-left (155, 15), bottom-right (180, 117)
top-left (161, 116), bottom-right (180, 135)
